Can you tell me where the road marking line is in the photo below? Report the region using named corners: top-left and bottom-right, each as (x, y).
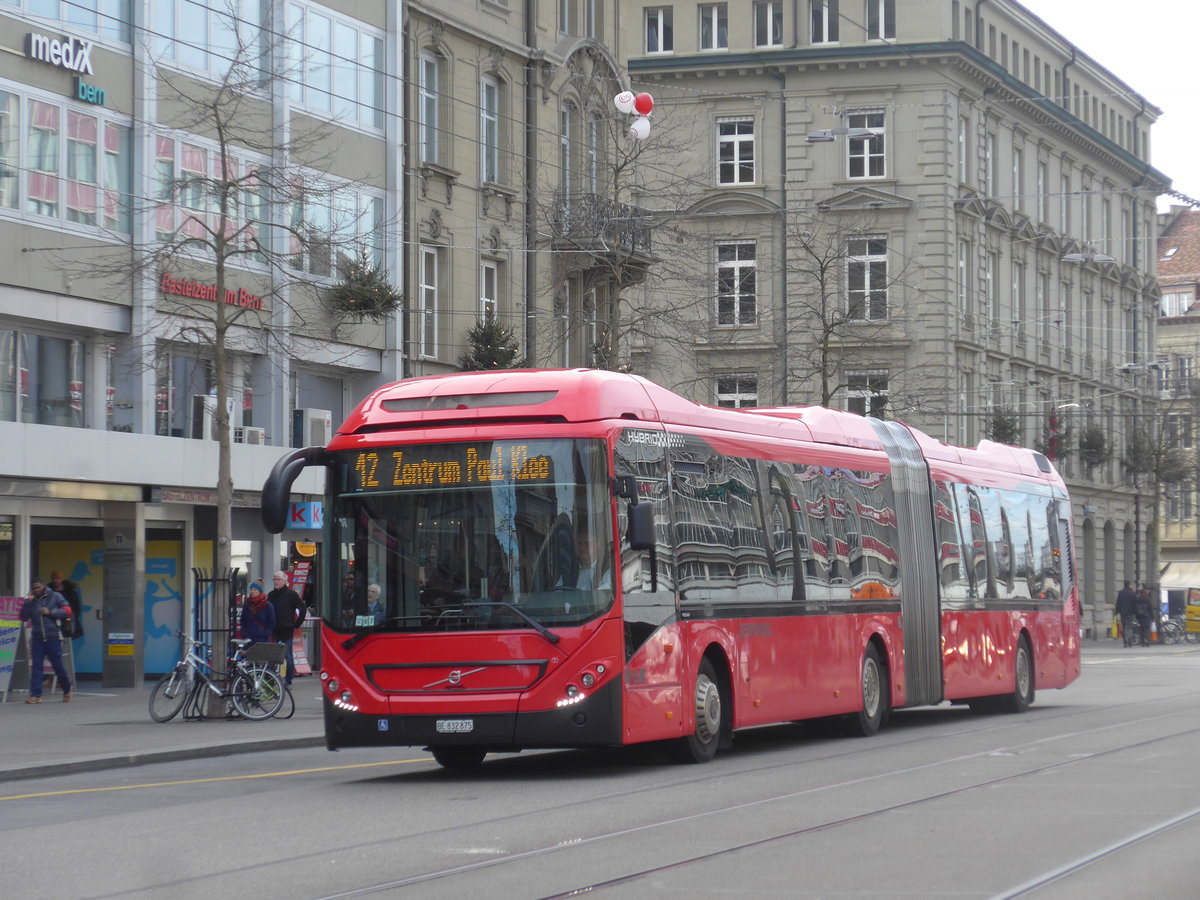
top-left (0, 758), bottom-right (431, 801)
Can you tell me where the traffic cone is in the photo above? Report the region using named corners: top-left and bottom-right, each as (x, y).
top-left (1151, 618), bottom-right (1158, 643)
top-left (1111, 618), bottom-right (1119, 640)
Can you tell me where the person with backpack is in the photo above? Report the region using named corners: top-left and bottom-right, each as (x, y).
top-left (1135, 589), bottom-right (1154, 647)
top-left (18, 580), bottom-right (73, 703)
top-left (48, 569), bottom-right (83, 640)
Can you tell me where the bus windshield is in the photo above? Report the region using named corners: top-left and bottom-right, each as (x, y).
top-left (329, 438), bottom-right (614, 634)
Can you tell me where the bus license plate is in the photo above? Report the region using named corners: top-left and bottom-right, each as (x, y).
top-left (436, 719), bottom-right (474, 734)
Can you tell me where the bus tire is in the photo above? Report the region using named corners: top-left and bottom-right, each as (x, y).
top-left (848, 644), bottom-right (888, 737)
top-left (669, 658), bottom-right (724, 763)
top-left (431, 747), bottom-right (487, 770)
top-left (1000, 635), bottom-right (1035, 713)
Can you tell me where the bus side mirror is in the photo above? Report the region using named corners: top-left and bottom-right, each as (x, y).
top-left (626, 501), bottom-right (657, 592)
top-left (627, 501), bottom-right (654, 551)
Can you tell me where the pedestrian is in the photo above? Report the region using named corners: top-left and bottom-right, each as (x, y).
top-left (1115, 581), bottom-right (1139, 647)
top-left (18, 580), bottom-right (73, 703)
top-left (48, 569), bottom-right (83, 640)
top-left (267, 571), bottom-right (306, 684)
top-left (240, 582), bottom-right (275, 646)
top-left (1135, 589), bottom-right (1153, 647)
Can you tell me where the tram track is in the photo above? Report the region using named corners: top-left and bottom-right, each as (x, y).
top-left (306, 703), bottom-right (1200, 899)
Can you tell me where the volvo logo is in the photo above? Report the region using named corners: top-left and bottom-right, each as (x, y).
top-left (424, 666), bottom-right (486, 689)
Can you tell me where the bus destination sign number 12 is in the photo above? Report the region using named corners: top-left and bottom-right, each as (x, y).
top-left (348, 444), bottom-right (553, 492)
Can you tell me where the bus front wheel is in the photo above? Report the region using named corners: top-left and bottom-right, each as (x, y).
top-left (848, 644), bottom-right (888, 737)
top-left (669, 658), bottom-right (724, 763)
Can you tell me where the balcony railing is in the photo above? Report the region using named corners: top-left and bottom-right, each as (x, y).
top-left (548, 192), bottom-right (653, 256)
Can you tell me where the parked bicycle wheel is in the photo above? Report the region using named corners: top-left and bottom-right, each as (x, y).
top-left (149, 667), bottom-right (192, 722)
top-left (1161, 618), bottom-right (1184, 644)
top-left (231, 667), bottom-right (286, 719)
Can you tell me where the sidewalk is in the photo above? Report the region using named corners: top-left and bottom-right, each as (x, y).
top-left (0, 676), bottom-right (326, 783)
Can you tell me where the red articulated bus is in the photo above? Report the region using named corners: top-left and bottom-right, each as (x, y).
top-left (262, 369), bottom-right (1080, 769)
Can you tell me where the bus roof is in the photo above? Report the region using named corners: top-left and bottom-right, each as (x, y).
top-left (336, 369), bottom-right (1053, 482)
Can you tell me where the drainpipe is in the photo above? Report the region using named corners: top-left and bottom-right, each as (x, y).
top-left (769, 68), bottom-right (789, 403)
top-left (524, 0), bottom-right (539, 362)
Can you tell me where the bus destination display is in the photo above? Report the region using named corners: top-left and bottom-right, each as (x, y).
top-left (345, 444), bottom-right (553, 493)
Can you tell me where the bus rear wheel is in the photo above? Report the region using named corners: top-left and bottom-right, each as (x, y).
top-left (848, 644), bottom-right (888, 737)
top-left (669, 658), bottom-right (724, 763)
top-left (431, 747), bottom-right (487, 770)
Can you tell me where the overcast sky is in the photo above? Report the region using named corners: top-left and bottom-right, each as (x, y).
top-left (1029, 0), bottom-right (1199, 209)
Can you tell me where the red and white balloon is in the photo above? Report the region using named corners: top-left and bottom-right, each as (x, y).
top-left (614, 90), bottom-right (655, 140)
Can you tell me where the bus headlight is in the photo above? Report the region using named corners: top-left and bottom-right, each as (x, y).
top-left (581, 673), bottom-right (595, 688)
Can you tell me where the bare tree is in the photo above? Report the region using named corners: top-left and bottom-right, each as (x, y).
top-left (532, 59), bottom-right (726, 372)
top-left (57, 10), bottom-right (394, 579)
top-left (778, 212), bottom-right (942, 415)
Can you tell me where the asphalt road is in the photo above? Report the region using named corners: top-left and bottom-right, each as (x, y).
top-left (6, 645), bottom-right (1200, 900)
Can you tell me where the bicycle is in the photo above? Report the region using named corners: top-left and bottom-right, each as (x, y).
top-left (149, 632), bottom-right (287, 722)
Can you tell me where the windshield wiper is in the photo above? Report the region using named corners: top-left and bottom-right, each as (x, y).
top-left (462, 601), bottom-right (561, 644)
top-left (341, 618), bottom-right (403, 650)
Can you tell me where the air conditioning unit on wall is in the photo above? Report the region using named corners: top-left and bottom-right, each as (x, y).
top-left (292, 408), bottom-right (332, 447)
top-left (236, 426), bottom-right (267, 445)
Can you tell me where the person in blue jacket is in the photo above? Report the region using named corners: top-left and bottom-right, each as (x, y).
top-left (240, 582), bottom-right (276, 645)
top-left (19, 580), bottom-right (73, 703)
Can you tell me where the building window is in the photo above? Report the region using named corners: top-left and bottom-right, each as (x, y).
top-left (1160, 290), bottom-right (1192, 317)
top-left (560, 104), bottom-right (574, 196)
top-left (283, 2), bottom-right (384, 128)
top-left (847, 111), bottom-right (885, 178)
top-left (754, 1), bottom-right (783, 47)
top-left (716, 242), bottom-right (756, 326)
top-left (7, 93), bottom-right (132, 234)
top-left (156, 0), bottom-right (269, 83)
top-left (811, 0), bottom-right (839, 43)
top-left (958, 239), bottom-right (971, 315)
top-left (957, 116), bottom-right (969, 184)
top-left (716, 374), bottom-right (758, 407)
top-left (1036, 271), bottom-right (1049, 341)
top-left (419, 247), bottom-right (439, 358)
top-left (10, 0), bottom-right (131, 41)
top-left (284, 178), bottom-right (384, 276)
top-left (1174, 355), bottom-right (1194, 393)
top-left (560, 0), bottom-right (577, 34)
top-left (985, 251), bottom-right (999, 325)
top-left (1059, 171), bottom-right (1071, 233)
top-left (1166, 413), bottom-right (1194, 450)
top-left (717, 118), bottom-right (755, 185)
top-left (481, 77), bottom-right (500, 184)
top-left (866, 0), bottom-right (895, 40)
top-left (1012, 145), bottom-right (1025, 212)
top-left (847, 237), bottom-right (888, 320)
top-left (645, 7), bottom-right (673, 53)
top-left (1037, 160), bottom-right (1048, 223)
top-left (418, 52), bottom-right (440, 164)
top-left (481, 261), bottom-right (499, 319)
top-left (845, 371), bottom-right (888, 417)
top-left (983, 132), bottom-right (995, 196)
top-left (586, 116), bottom-right (600, 194)
top-left (699, 3), bottom-right (728, 50)
top-left (0, 331), bottom-right (86, 427)
top-left (1013, 260), bottom-right (1027, 331)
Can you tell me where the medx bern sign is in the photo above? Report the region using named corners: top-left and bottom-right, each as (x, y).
top-left (24, 31), bottom-right (95, 75)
